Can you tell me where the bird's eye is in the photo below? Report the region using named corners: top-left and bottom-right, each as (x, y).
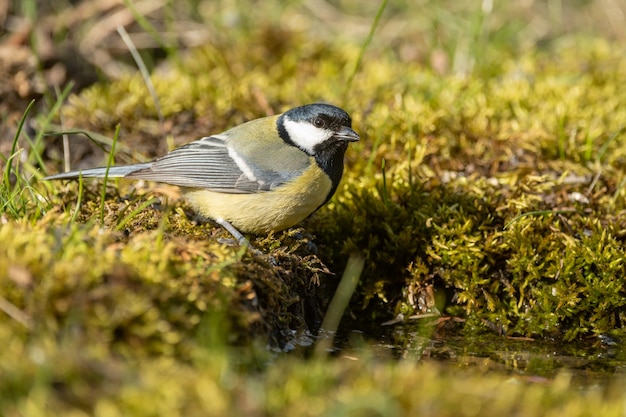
top-left (313, 117), bottom-right (326, 128)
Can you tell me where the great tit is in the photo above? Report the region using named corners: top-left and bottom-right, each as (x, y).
top-left (44, 103), bottom-right (360, 243)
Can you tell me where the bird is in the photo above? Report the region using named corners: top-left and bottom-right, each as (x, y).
top-left (44, 103), bottom-right (360, 244)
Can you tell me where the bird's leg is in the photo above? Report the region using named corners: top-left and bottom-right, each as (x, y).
top-left (214, 218), bottom-right (267, 257)
top-left (215, 218), bottom-right (250, 246)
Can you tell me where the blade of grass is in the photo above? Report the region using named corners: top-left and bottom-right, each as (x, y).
top-left (380, 157), bottom-right (389, 206)
top-left (43, 128), bottom-right (141, 160)
top-left (1, 100), bottom-right (40, 218)
top-left (114, 197), bottom-right (160, 231)
top-left (70, 176), bottom-right (85, 224)
top-left (99, 124), bottom-right (122, 225)
top-left (2, 99), bottom-right (36, 187)
top-left (122, 0), bottom-right (178, 60)
top-left (596, 127), bottom-right (625, 163)
top-left (116, 25), bottom-right (165, 138)
top-left (344, 0), bottom-right (388, 98)
top-left (315, 252), bottom-right (365, 356)
top-left (54, 84), bottom-right (71, 173)
top-left (25, 82), bottom-right (74, 173)
top-left (503, 209), bottom-right (577, 230)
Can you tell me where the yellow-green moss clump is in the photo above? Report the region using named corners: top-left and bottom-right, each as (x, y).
top-left (35, 34), bottom-right (626, 342)
top-left (4, 350), bottom-right (626, 417)
top-left (311, 38), bottom-right (626, 342)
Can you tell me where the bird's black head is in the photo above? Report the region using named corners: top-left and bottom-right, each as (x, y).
top-left (278, 103), bottom-right (359, 156)
top-left (277, 103), bottom-right (359, 204)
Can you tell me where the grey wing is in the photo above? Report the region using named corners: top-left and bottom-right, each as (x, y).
top-left (126, 135), bottom-right (297, 193)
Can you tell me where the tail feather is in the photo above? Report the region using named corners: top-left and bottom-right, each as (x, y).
top-left (44, 163), bottom-right (153, 181)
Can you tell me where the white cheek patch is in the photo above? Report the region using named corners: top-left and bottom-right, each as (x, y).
top-left (283, 119), bottom-right (332, 154)
top-left (228, 146), bottom-right (259, 183)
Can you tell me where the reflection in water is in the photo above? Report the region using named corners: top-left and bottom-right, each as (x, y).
top-left (329, 322), bottom-right (626, 388)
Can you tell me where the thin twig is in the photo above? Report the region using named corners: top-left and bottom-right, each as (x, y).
top-left (0, 295), bottom-right (32, 329)
top-left (116, 25), bottom-right (165, 139)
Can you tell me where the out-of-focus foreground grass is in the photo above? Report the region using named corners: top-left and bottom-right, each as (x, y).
top-left (2, 0), bottom-right (626, 415)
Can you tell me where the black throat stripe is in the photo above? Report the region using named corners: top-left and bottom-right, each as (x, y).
top-left (277, 113), bottom-right (349, 206)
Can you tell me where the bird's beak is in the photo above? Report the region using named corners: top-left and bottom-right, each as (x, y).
top-left (334, 126), bottom-right (360, 142)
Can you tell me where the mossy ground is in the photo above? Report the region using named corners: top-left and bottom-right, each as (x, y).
top-left (2, 0), bottom-right (626, 415)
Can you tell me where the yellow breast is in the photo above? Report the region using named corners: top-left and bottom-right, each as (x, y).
top-left (184, 163), bottom-right (333, 234)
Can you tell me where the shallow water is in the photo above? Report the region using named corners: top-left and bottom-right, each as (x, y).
top-left (334, 324), bottom-right (626, 388)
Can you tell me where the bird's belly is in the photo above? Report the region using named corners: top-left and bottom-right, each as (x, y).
top-left (184, 166), bottom-right (333, 233)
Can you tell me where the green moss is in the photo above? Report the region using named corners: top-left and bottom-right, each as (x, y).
top-left (44, 35), bottom-right (626, 341)
top-left (3, 347), bottom-right (626, 416)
